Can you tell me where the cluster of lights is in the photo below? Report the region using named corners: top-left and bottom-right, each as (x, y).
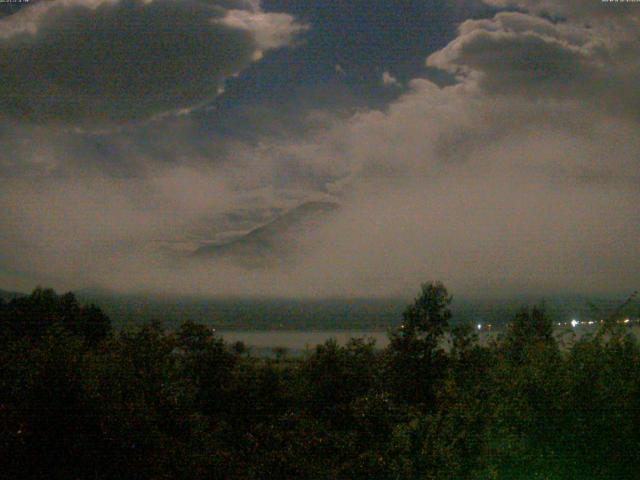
top-left (562, 318), bottom-right (636, 328)
top-left (475, 323), bottom-right (494, 331)
top-left (412, 319), bottom-right (637, 333)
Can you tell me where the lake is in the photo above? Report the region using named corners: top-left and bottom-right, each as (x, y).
top-left (216, 324), bottom-right (640, 354)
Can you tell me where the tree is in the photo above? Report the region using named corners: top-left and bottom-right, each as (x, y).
top-left (232, 340), bottom-right (248, 356)
top-left (400, 281), bottom-right (453, 342)
top-left (503, 305), bottom-right (554, 363)
top-left (176, 321), bottom-right (236, 416)
top-left (0, 288), bottom-right (110, 346)
top-left (78, 303), bottom-right (111, 347)
top-left (299, 338), bottom-right (379, 429)
top-left (386, 281), bottom-right (453, 407)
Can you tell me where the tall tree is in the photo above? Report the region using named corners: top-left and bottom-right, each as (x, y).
top-left (386, 281), bottom-right (452, 407)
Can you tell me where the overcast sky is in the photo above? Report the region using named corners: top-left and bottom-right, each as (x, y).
top-left (0, 0), bottom-right (638, 298)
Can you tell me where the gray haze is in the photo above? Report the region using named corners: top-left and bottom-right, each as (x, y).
top-left (0, 0), bottom-right (638, 298)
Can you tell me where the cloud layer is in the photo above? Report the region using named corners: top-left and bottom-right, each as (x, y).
top-left (428, 10), bottom-right (640, 118)
top-left (0, 1), bottom-right (639, 298)
top-left (0, 0), bottom-right (304, 125)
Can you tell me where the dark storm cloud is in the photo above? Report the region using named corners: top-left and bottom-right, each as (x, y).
top-left (0, 0), bottom-right (303, 125)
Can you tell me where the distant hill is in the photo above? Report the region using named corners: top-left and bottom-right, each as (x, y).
top-left (192, 200), bottom-right (339, 267)
top-left (8, 285), bottom-right (636, 332)
top-left (0, 289), bottom-right (25, 301)
top-left (74, 291), bottom-right (640, 331)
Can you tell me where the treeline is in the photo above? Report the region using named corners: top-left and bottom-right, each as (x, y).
top-left (1, 283), bottom-right (640, 479)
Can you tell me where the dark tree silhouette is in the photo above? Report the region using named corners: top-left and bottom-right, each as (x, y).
top-left (503, 305), bottom-right (555, 363)
top-left (386, 281), bottom-right (452, 407)
top-left (0, 287), bottom-right (111, 346)
top-left (2, 282), bottom-right (640, 479)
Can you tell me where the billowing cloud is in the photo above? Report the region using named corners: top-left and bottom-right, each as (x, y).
top-left (427, 11), bottom-right (640, 117)
top-left (483, 0), bottom-right (640, 21)
top-left (0, 0), bottom-right (304, 125)
top-left (0, 2), bottom-right (639, 298)
top-left (382, 71), bottom-right (400, 87)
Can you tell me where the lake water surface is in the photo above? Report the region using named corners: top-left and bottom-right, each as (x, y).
top-left (217, 325), bottom-right (639, 353)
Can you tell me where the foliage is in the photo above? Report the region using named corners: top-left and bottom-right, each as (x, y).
top-left (0, 287), bottom-right (111, 346)
top-left (1, 284), bottom-right (640, 479)
top-left (385, 281), bottom-right (453, 407)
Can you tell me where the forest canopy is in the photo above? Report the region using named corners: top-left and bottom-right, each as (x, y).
top-left (1, 283), bottom-right (639, 479)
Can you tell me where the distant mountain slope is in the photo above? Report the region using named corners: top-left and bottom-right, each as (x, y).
top-left (63, 292), bottom-right (640, 331)
top-left (192, 200), bottom-right (339, 266)
top-left (0, 289), bottom-right (25, 301)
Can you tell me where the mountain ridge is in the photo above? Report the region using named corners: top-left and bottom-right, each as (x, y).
top-left (192, 200), bottom-right (340, 266)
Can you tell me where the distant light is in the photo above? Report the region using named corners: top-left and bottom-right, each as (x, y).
top-left (571, 319), bottom-right (579, 328)
top-left (588, 321), bottom-right (595, 325)
top-left (624, 318), bottom-right (630, 324)
top-left (477, 323), bottom-right (482, 331)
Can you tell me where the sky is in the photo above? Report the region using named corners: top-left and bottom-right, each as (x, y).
top-left (0, 0), bottom-right (639, 298)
